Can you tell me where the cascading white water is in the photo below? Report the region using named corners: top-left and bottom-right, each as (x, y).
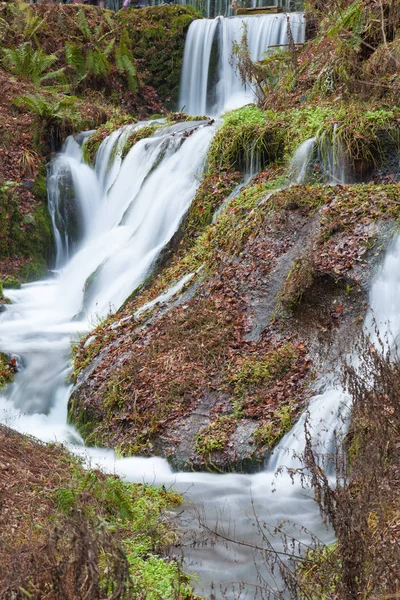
top-left (290, 136), bottom-right (316, 183)
top-left (47, 131), bottom-right (99, 267)
top-left (0, 120), bottom-right (214, 434)
top-left (179, 12), bottom-right (305, 116)
top-left (2, 112), bottom-right (399, 597)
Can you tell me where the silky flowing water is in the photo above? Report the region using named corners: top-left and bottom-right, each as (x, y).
top-left (0, 15), bottom-right (397, 599)
top-left (179, 13), bottom-right (305, 116)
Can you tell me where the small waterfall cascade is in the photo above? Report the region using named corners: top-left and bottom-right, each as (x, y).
top-left (319, 123), bottom-right (348, 184)
top-left (179, 12), bottom-right (305, 116)
top-left (0, 119), bottom-right (214, 434)
top-left (1, 113), bottom-right (399, 597)
top-left (289, 136), bottom-right (316, 183)
top-left (47, 131), bottom-right (99, 268)
top-left (289, 132), bottom-right (352, 185)
top-left (47, 124), bottom-right (148, 268)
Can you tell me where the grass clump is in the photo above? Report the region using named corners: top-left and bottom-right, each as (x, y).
top-left (229, 344), bottom-right (297, 397)
top-left (208, 105), bottom-right (283, 174)
top-left (208, 103), bottom-right (400, 181)
top-left (196, 415), bottom-right (235, 458)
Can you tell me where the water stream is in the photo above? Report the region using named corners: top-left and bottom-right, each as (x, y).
top-left (179, 12), bottom-right (305, 116)
top-left (0, 14), bottom-right (397, 600)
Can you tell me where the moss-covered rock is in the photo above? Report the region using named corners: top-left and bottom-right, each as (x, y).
top-left (116, 5), bottom-right (201, 109)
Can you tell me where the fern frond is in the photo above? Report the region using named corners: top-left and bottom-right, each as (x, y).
top-left (103, 38), bottom-right (115, 58)
top-left (76, 9), bottom-right (91, 41)
top-left (55, 488), bottom-right (76, 514)
top-left (115, 30), bottom-right (138, 93)
top-left (1, 42), bottom-right (61, 86)
top-left (23, 14), bottom-right (45, 42)
top-left (65, 40), bottom-right (86, 79)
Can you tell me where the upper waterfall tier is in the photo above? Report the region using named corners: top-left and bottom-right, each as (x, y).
top-left (179, 13), bottom-right (305, 117)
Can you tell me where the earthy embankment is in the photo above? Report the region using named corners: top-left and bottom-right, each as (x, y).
top-left (68, 0), bottom-right (400, 470)
top-left (0, 424), bottom-right (194, 599)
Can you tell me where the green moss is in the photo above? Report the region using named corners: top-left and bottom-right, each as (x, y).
top-left (82, 114), bottom-right (136, 166)
top-left (33, 168), bottom-right (48, 203)
top-left (116, 5), bottom-right (200, 109)
top-left (208, 105), bottom-right (284, 174)
top-left (208, 104), bottom-right (400, 179)
top-left (229, 344), bottom-right (297, 397)
top-left (0, 353), bottom-right (14, 390)
top-left (120, 123), bottom-right (162, 160)
top-left (3, 277), bottom-right (21, 289)
top-left (53, 452), bottom-right (193, 599)
top-left (253, 405), bottom-right (294, 450)
top-left (180, 170), bottom-right (242, 248)
top-left (196, 415), bottom-right (234, 458)
top-left (67, 396), bottom-right (102, 445)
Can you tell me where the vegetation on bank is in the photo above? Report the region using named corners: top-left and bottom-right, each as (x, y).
top-left (291, 335), bottom-right (400, 599)
top-left (1, 0), bottom-right (400, 594)
top-left (0, 352), bottom-right (15, 390)
top-left (208, 103), bottom-right (400, 177)
top-left (0, 1), bottom-right (196, 283)
top-left (0, 425), bottom-right (194, 599)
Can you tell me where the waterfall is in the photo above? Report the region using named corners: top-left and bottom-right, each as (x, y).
top-left (0, 120), bottom-right (214, 430)
top-left (1, 113), bottom-right (398, 597)
top-left (289, 136), bottom-right (316, 183)
top-left (179, 12), bottom-right (305, 116)
top-left (47, 132), bottom-right (99, 267)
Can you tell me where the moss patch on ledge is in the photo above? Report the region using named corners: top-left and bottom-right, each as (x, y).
top-left (0, 179), bottom-right (54, 282)
top-left (208, 104), bottom-right (400, 177)
top-left (0, 353), bottom-right (15, 390)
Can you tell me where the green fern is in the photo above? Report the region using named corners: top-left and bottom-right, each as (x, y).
top-left (13, 93), bottom-right (79, 124)
top-left (326, 0), bottom-right (365, 48)
top-left (65, 41), bottom-right (85, 80)
top-left (0, 17), bottom-right (9, 43)
top-left (115, 31), bottom-right (138, 93)
top-left (7, 1), bottom-right (45, 43)
top-left (104, 478), bottom-right (135, 521)
top-left (55, 488), bottom-right (76, 514)
top-left (76, 8), bottom-right (92, 41)
top-left (1, 42), bottom-right (64, 86)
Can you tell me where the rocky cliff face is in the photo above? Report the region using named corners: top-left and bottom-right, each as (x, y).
top-left (69, 177), bottom-right (400, 470)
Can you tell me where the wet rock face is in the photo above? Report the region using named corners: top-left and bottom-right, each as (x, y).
top-left (56, 166), bottom-right (83, 251)
top-left (68, 183), bottom-right (400, 473)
